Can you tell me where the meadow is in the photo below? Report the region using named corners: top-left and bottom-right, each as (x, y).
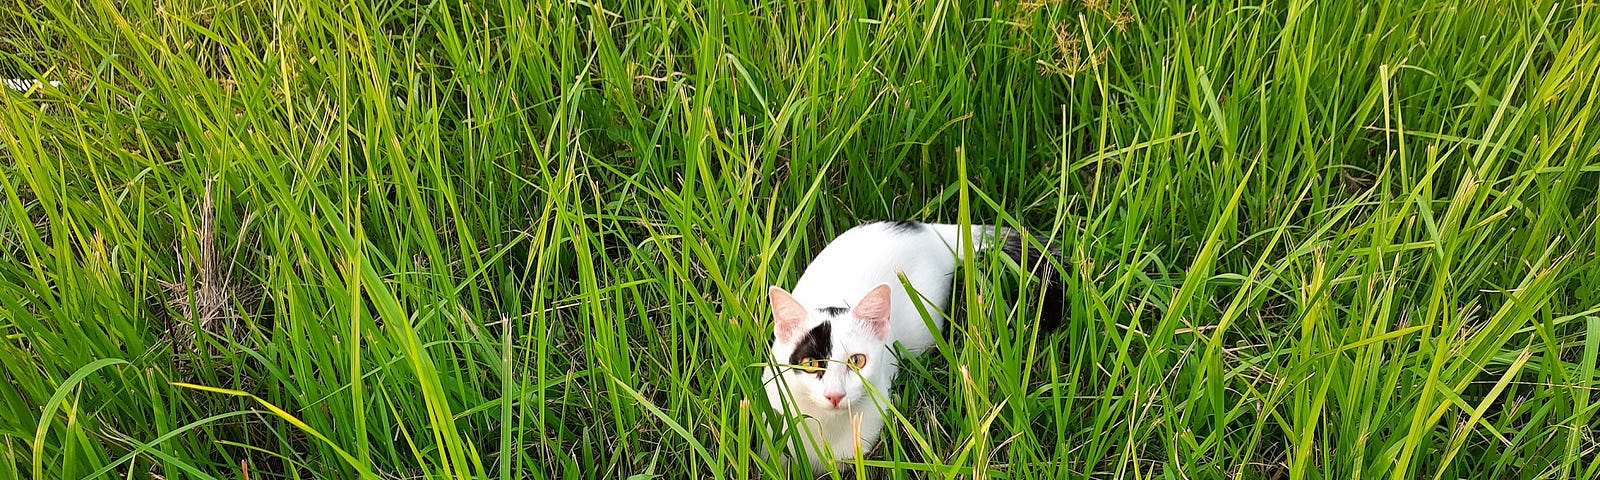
top-left (2, 0), bottom-right (1599, 478)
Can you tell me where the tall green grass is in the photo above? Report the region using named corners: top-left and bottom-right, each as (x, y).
top-left (2, 0), bottom-right (1598, 478)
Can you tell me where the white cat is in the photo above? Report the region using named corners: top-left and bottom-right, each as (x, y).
top-left (761, 220), bottom-right (1062, 472)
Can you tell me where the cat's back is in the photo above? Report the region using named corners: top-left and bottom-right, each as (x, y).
top-left (791, 221), bottom-right (953, 299)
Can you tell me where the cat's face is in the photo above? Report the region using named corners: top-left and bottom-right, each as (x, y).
top-left (767, 284), bottom-right (892, 411)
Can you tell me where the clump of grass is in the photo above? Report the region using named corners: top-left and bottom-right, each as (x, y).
top-left (2, 1), bottom-right (1598, 479)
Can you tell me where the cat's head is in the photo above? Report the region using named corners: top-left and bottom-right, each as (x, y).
top-left (766, 283), bottom-right (893, 411)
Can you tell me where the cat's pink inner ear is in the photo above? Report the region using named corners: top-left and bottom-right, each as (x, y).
top-left (853, 284), bottom-right (892, 339)
top-left (768, 286), bottom-right (808, 343)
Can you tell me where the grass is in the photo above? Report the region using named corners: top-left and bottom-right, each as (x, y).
top-left (2, 0), bottom-right (1599, 478)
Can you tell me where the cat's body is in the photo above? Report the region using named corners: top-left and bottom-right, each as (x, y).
top-left (761, 220), bottom-right (1061, 472)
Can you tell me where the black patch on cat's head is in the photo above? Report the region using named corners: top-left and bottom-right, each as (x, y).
top-left (872, 220), bottom-right (923, 234)
top-left (816, 306), bottom-right (849, 317)
top-left (787, 322), bottom-right (831, 375)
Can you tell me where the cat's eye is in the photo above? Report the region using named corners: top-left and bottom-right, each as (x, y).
top-left (848, 353), bottom-right (867, 369)
top-left (798, 358), bottom-right (826, 371)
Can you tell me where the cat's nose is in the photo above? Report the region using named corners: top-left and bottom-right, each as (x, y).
top-left (826, 392), bottom-right (844, 406)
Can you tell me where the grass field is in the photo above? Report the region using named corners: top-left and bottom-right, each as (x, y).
top-left (3, 0), bottom-right (1599, 478)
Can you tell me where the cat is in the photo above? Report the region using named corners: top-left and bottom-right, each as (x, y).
top-left (761, 220), bottom-right (1063, 472)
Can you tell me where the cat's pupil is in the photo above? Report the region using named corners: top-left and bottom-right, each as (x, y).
top-left (848, 353), bottom-right (867, 369)
top-left (795, 357), bottom-right (827, 377)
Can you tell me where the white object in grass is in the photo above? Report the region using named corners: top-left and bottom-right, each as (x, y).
top-left (4, 78), bottom-right (60, 92)
top-left (761, 220), bottom-right (1063, 472)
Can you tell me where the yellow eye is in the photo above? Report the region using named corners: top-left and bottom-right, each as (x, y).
top-left (798, 358), bottom-right (826, 371)
top-left (848, 353), bottom-right (867, 369)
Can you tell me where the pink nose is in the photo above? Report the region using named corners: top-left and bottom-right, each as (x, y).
top-left (826, 392), bottom-right (844, 406)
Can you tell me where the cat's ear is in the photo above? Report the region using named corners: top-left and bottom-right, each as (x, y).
top-left (768, 286), bottom-right (809, 343)
top-left (853, 283), bottom-right (892, 340)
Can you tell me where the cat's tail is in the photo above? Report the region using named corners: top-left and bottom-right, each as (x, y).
top-left (926, 223), bottom-right (1067, 331)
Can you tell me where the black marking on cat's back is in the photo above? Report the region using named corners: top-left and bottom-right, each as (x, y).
top-left (816, 306), bottom-right (849, 317)
top-left (787, 322), bottom-right (832, 373)
top-left (871, 219), bottom-right (924, 234)
top-left (999, 229), bottom-right (1068, 331)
